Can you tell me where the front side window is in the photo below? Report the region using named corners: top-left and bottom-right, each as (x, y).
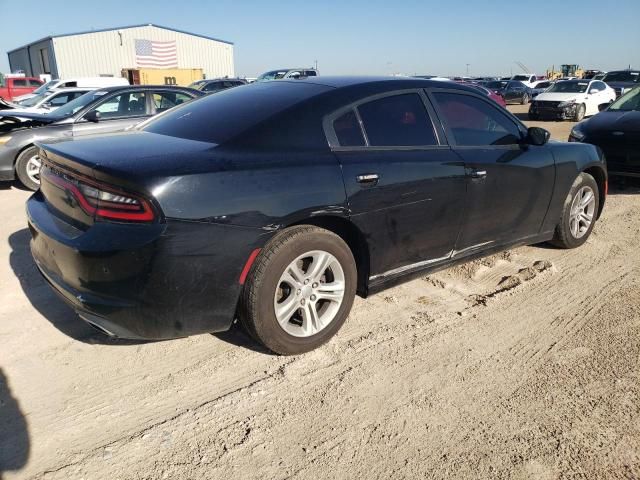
top-left (333, 110), bottom-right (365, 147)
top-left (88, 92), bottom-right (148, 119)
top-left (433, 92), bottom-right (521, 146)
top-left (28, 79), bottom-right (42, 87)
top-left (357, 93), bottom-right (437, 147)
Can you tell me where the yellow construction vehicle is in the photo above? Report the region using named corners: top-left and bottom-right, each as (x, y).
top-left (546, 64), bottom-right (585, 80)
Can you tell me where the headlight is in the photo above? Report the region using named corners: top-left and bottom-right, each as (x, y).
top-left (570, 124), bottom-right (586, 141)
top-left (558, 100), bottom-right (576, 108)
top-left (0, 136), bottom-right (12, 145)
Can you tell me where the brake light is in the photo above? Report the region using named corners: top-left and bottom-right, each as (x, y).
top-left (42, 167), bottom-right (155, 223)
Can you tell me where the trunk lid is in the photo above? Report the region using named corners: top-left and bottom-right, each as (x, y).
top-left (38, 131), bottom-right (217, 227)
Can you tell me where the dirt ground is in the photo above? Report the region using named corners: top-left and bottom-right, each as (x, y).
top-left (1, 106), bottom-right (639, 479)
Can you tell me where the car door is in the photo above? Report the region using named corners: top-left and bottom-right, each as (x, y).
top-left (429, 89), bottom-right (555, 255)
top-left (326, 90), bottom-right (467, 277)
top-left (72, 90), bottom-right (152, 137)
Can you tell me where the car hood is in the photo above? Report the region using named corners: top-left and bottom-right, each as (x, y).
top-left (534, 92), bottom-right (586, 102)
top-left (0, 111), bottom-right (57, 123)
top-left (583, 110), bottom-right (640, 133)
top-left (11, 93), bottom-right (37, 103)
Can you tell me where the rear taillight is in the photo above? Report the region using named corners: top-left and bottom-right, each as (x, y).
top-left (42, 166), bottom-right (155, 223)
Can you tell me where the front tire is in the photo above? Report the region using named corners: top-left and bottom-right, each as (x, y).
top-left (573, 103), bottom-right (586, 122)
top-left (240, 225), bottom-right (357, 355)
top-left (521, 93), bottom-right (530, 105)
top-left (552, 173), bottom-right (599, 249)
top-left (15, 146), bottom-right (41, 191)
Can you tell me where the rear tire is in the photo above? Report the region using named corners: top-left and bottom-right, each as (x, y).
top-left (551, 173), bottom-right (599, 249)
top-left (240, 225), bottom-right (357, 355)
top-left (15, 146), bottom-right (41, 191)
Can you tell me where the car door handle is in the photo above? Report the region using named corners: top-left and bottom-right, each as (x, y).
top-left (469, 169), bottom-right (487, 179)
top-left (356, 173), bottom-right (379, 185)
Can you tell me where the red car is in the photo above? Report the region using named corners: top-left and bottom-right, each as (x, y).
top-left (464, 82), bottom-right (507, 107)
top-left (0, 77), bottom-right (43, 102)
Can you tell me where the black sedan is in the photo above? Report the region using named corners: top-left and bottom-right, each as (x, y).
top-left (28, 77), bottom-right (607, 354)
top-left (485, 80), bottom-right (533, 104)
top-left (569, 85), bottom-right (640, 177)
top-left (0, 85), bottom-right (202, 190)
top-left (188, 78), bottom-right (247, 94)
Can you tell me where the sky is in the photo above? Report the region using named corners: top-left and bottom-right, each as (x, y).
top-left (1, 0), bottom-right (639, 78)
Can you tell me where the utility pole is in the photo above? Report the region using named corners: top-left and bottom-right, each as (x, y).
top-left (466, 64), bottom-right (470, 76)
top-left (314, 59), bottom-right (318, 71)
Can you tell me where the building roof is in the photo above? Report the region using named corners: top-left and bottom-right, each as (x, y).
top-left (7, 23), bottom-right (233, 54)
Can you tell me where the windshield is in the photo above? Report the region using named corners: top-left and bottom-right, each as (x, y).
top-left (535, 82), bottom-right (551, 89)
top-left (602, 71), bottom-right (640, 83)
top-left (255, 70), bottom-right (288, 82)
top-left (608, 86), bottom-right (640, 112)
top-left (31, 80), bottom-right (59, 95)
top-left (512, 75), bottom-right (530, 81)
top-left (16, 92), bottom-right (48, 107)
top-left (547, 81), bottom-right (590, 93)
top-left (47, 90), bottom-right (109, 119)
top-left (486, 81), bottom-right (508, 89)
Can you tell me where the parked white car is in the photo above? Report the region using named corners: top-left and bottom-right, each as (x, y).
top-left (9, 88), bottom-right (92, 114)
top-left (528, 79), bottom-right (616, 121)
top-left (11, 76), bottom-right (129, 103)
top-left (510, 74), bottom-right (543, 88)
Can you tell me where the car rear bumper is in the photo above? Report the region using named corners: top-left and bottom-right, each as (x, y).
top-left (27, 191), bottom-right (267, 340)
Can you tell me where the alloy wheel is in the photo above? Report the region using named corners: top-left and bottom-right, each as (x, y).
top-left (274, 250), bottom-right (345, 337)
top-left (25, 154), bottom-right (42, 185)
top-left (569, 186), bottom-right (596, 239)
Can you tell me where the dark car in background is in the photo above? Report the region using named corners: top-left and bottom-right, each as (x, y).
top-left (485, 80), bottom-right (532, 104)
top-left (189, 78), bottom-right (247, 94)
top-left (569, 86), bottom-right (640, 177)
top-left (601, 70), bottom-right (640, 98)
top-left (0, 85), bottom-right (202, 190)
top-left (463, 82), bottom-right (506, 107)
top-left (531, 80), bottom-right (553, 98)
top-left (28, 77), bottom-right (606, 354)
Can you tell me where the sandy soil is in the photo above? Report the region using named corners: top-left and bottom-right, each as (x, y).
top-left (1, 108), bottom-right (639, 479)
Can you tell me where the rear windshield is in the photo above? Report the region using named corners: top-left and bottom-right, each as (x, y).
top-left (142, 81), bottom-right (330, 144)
top-left (602, 71), bottom-right (640, 83)
top-left (486, 81), bottom-right (507, 89)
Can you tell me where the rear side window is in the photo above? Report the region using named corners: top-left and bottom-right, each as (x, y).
top-left (433, 92), bottom-right (521, 146)
top-left (333, 110), bottom-right (365, 147)
top-left (12, 79), bottom-right (27, 87)
top-left (357, 93), bottom-right (437, 147)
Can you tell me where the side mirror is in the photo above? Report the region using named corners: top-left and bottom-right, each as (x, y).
top-left (598, 102), bottom-right (612, 112)
top-left (41, 102), bottom-right (52, 109)
top-left (84, 110), bottom-right (101, 123)
top-left (526, 126), bottom-right (550, 146)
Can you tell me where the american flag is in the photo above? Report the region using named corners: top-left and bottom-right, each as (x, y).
top-left (135, 39), bottom-right (178, 68)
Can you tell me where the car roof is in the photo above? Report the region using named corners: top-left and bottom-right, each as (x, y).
top-left (274, 75), bottom-right (481, 92)
top-left (88, 85), bottom-right (199, 92)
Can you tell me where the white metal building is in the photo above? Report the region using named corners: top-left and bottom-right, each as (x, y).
top-left (7, 24), bottom-right (234, 80)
